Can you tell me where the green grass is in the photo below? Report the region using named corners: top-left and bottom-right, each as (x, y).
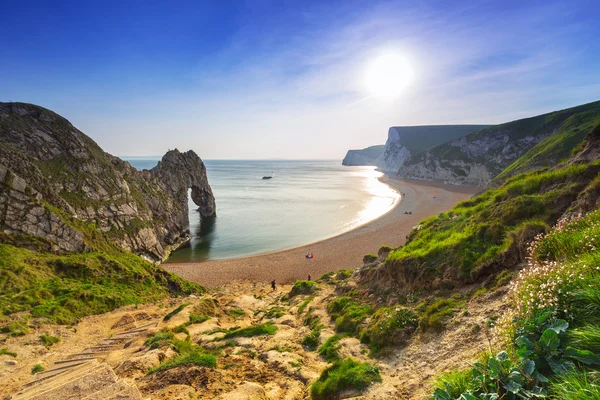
top-left (187, 314), bottom-right (210, 325)
top-left (193, 298), bottom-right (219, 317)
top-left (31, 364), bottom-right (44, 374)
top-left (0, 242), bottom-right (201, 325)
top-left (533, 207), bottom-right (600, 263)
top-left (228, 308), bottom-right (246, 319)
top-left (148, 352), bottom-right (216, 373)
top-left (144, 332), bottom-right (217, 373)
top-left (328, 296), bottom-right (373, 335)
top-left (318, 334), bottom-right (345, 362)
top-left (39, 333), bottom-right (60, 346)
top-left (406, 101), bottom-right (600, 180)
top-left (222, 322), bottom-right (278, 339)
top-left (431, 369), bottom-right (472, 398)
top-left (428, 200), bottom-right (600, 398)
top-left (302, 330), bottom-right (321, 351)
top-left (495, 110), bottom-right (600, 181)
top-left (310, 358), bottom-right (382, 399)
top-left (550, 370), bottom-right (600, 400)
top-left (289, 280), bottom-right (319, 297)
top-left (379, 161), bottom-right (600, 290)
top-left (418, 298), bottom-right (464, 332)
top-left (567, 325), bottom-right (600, 354)
top-left (263, 307), bottom-right (285, 319)
top-left (144, 331), bottom-right (175, 349)
top-left (163, 303), bottom-right (189, 321)
top-left (0, 348), bottom-right (17, 357)
top-left (360, 306), bottom-right (418, 354)
top-left (0, 320), bottom-right (29, 337)
top-left (297, 296), bottom-right (315, 315)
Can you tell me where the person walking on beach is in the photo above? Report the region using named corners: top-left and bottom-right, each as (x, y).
top-left (308, 274), bottom-right (312, 281)
top-left (271, 280), bottom-right (276, 291)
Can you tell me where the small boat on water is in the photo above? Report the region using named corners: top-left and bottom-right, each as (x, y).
top-left (262, 176), bottom-right (272, 180)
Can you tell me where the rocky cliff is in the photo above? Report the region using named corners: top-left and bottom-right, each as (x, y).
top-left (398, 101), bottom-right (600, 187)
top-left (0, 102), bottom-right (215, 262)
top-left (379, 125), bottom-right (489, 172)
top-left (341, 145), bottom-right (384, 166)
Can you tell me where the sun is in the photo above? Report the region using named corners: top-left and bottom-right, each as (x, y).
top-left (365, 53), bottom-right (413, 99)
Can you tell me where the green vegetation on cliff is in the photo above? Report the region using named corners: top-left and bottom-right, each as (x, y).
top-left (376, 161), bottom-right (600, 290)
top-left (495, 109), bottom-right (600, 181)
top-left (430, 208), bottom-right (600, 399)
top-left (0, 239), bottom-right (201, 325)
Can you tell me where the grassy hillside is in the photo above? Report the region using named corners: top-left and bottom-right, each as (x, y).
top-left (430, 207), bottom-right (600, 399)
top-left (362, 141), bottom-right (600, 292)
top-left (403, 101), bottom-right (600, 182)
top-left (495, 109), bottom-right (600, 182)
top-left (0, 233), bottom-right (201, 327)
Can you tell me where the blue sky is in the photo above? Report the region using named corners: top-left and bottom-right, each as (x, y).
top-left (1, 0), bottom-right (599, 159)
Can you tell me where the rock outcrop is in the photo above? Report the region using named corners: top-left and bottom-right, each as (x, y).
top-left (379, 125), bottom-right (489, 172)
top-left (398, 101), bottom-right (600, 187)
top-left (0, 102), bottom-right (215, 261)
top-left (341, 145), bottom-right (384, 166)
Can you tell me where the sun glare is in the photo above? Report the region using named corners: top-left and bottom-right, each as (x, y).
top-left (365, 53), bottom-right (413, 99)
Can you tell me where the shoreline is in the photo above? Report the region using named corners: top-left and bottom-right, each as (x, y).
top-left (165, 172), bottom-right (402, 264)
top-left (163, 177), bottom-right (480, 287)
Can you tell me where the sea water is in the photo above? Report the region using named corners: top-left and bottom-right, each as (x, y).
top-left (123, 159), bottom-right (399, 262)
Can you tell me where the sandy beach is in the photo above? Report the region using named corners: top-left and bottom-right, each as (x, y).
top-left (163, 177), bottom-right (480, 287)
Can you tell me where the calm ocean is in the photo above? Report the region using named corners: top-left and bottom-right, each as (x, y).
top-left (123, 159), bottom-right (399, 262)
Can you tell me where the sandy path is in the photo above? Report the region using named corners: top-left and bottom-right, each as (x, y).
top-left (163, 178), bottom-right (480, 287)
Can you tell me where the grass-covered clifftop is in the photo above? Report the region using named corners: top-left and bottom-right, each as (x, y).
top-left (495, 107), bottom-right (600, 182)
top-left (0, 233), bottom-right (201, 327)
top-left (361, 160), bottom-right (600, 292)
top-left (430, 206), bottom-right (600, 399)
top-left (399, 100), bottom-right (600, 186)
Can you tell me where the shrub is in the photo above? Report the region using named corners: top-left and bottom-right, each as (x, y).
top-left (0, 321), bottom-right (29, 337)
top-left (163, 303), bottom-right (189, 321)
top-left (263, 307), bottom-right (284, 319)
top-left (228, 309), bottom-right (246, 319)
top-left (144, 331), bottom-right (175, 349)
top-left (419, 299), bottom-right (463, 333)
top-left (363, 254), bottom-right (378, 263)
top-left (360, 307), bottom-right (418, 354)
top-left (148, 352), bottom-right (216, 374)
top-left (297, 296), bottom-right (315, 315)
top-left (187, 314), bottom-right (210, 325)
top-left (0, 348), bottom-right (17, 357)
top-left (31, 364), bottom-right (44, 374)
top-left (289, 280), bottom-right (319, 297)
top-left (302, 330), bottom-right (321, 351)
top-left (39, 333), bottom-right (60, 347)
top-left (310, 358), bottom-right (381, 399)
top-left (328, 296), bottom-right (372, 335)
top-left (335, 270), bottom-right (353, 280)
top-left (222, 322), bottom-right (278, 339)
top-left (318, 334), bottom-right (345, 362)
